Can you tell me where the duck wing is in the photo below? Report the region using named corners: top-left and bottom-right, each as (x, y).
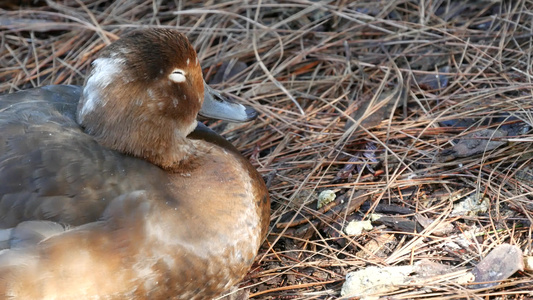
top-left (0, 85), bottom-right (170, 228)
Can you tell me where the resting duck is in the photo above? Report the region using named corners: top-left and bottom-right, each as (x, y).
top-left (0, 28), bottom-right (269, 299)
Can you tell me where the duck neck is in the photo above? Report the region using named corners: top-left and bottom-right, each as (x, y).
top-left (139, 132), bottom-right (199, 171)
top-left (78, 107), bottom-right (200, 171)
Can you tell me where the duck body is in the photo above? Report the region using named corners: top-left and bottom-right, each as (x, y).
top-left (0, 29), bottom-right (269, 299)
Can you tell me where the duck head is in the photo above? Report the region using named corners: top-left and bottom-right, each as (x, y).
top-left (77, 28), bottom-right (254, 169)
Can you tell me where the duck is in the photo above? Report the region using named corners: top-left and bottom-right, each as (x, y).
top-left (0, 28), bottom-right (270, 299)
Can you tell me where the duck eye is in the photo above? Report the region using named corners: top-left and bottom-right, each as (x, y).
top-left (169, 69), bottom-right (186, 83)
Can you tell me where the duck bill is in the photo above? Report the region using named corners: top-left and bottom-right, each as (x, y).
top-left (199, 82), bottom-right (258, 122)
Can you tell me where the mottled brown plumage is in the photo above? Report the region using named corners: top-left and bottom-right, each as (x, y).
top-left (0, 29), bottom-right (269, 299)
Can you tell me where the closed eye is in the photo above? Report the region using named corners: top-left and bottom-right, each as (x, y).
top-left (169, 69), bottom-right (186, 83)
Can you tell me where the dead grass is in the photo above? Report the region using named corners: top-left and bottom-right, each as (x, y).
top-left (2, 0), bottom-right (533, 299)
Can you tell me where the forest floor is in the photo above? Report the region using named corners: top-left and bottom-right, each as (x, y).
top-left (2, 1), bottom-right (533, 299)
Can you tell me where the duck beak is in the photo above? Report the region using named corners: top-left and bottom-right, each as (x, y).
top-left (199, 82), bottom-right (258, 122)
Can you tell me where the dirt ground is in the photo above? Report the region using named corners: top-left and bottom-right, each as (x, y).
top-left (2, 0), bottom-right (533, 299)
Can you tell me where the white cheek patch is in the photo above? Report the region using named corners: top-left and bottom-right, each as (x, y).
top-left (86, 57), bottom-right (125, 89)
top-left (79, 57), bottom-right (124, 121)
top-left (169, 68), bottom-right (186, 83)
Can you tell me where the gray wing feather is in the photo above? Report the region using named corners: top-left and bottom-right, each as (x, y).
top-left (0, 85), bottom-right (169, 228)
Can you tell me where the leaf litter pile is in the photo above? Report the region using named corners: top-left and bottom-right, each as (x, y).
top-left (2, 1), bottom-right (533, 299)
